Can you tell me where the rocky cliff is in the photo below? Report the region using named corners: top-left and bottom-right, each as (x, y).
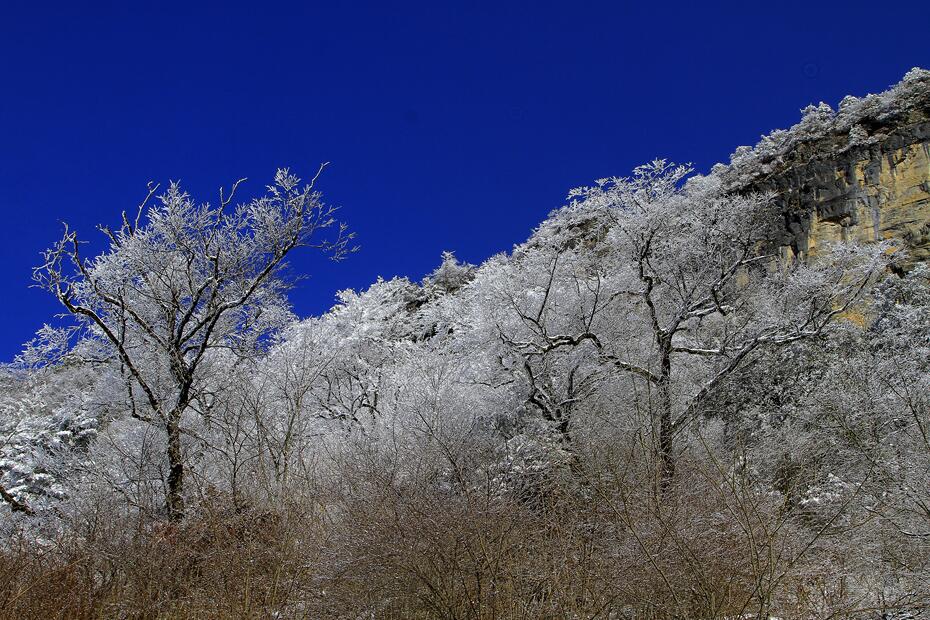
top-left (714, 68), bottom-right (930, 263)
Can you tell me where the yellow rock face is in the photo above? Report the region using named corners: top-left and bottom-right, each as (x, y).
top-left (718, 69), bottom-right (930, 266)
top-left (806, 141), bottom-right (930, 261)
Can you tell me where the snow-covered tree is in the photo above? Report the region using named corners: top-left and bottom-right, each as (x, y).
top-left (32, 167), bottom-right (353, 519)
top-left (527, 160), bottom-right (887, 489)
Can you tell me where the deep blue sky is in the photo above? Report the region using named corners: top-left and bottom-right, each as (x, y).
top-left (2, 1), bottom-right (929, 360)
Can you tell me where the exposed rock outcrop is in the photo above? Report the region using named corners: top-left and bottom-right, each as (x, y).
top-left (715, 68), bottom-right (930, 262)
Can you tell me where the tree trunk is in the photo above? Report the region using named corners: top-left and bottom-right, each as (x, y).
top-left (657, 348), bottom-right (675, 494)
top-left (166, 410), bottom-right (185, 521)
top-left (0, 483), bottom-right (35, 515)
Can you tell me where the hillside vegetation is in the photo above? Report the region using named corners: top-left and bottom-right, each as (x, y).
top-left (1, 71), bottom-right (929, 619)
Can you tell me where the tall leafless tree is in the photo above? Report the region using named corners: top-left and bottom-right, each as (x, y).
top-left (33, 166), bottom-right (353, 519)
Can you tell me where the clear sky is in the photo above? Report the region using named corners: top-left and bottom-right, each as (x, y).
top-left (2, 1), bottom-right (929, 361)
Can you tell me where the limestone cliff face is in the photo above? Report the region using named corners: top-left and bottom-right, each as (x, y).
top-left (715, 68), bottom-right (930, 263)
